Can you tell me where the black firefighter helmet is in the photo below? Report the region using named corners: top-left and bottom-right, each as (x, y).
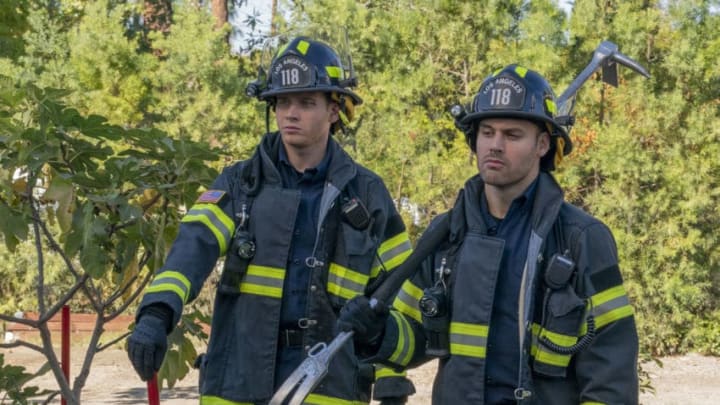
top-left (459, 64), bottom-right (573, 171)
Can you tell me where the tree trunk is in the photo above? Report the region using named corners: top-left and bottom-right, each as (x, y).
top-left (143, 0), bottom-right (173, 34)
top-left (211, 0), bottom-right (228, 29)
top-left (142, 0), bottom-right (173, 57)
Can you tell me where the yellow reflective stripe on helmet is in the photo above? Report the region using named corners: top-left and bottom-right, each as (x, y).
top-left (327, 262), bottom-right (369, 300)
top-left (181, 203), bottom-right (234, 255)
top-left (296, 40), bottom-right (310, 55)
top-left (580, 285), bottom-right (634, 333)
top-left (325, 66), bottom-right (342, 79)
top-left (239, 264), bottom-right (284, 298)
top-left (145, 271), bottom-right (191, 303)
top-left (305, 393), bottom-right (366, 405)
top-left (371, 232), bottom-right (413, 277)
top-left (450, 322), bottom-right (488, 358)
top-left (392, 280), bottom-right (423, 323)
top-left (530, 324), bottom-right (574, 367)
top-left (375, 365), bottom-right (407, 378)
top-left (545, 98), bottom-right (557, 114)
top-left (388, 310), bottom-right (415, 366)
top-left (514, 65), bottom-right (528, 77)
top-left (200, 395), bottom-right (252, 405)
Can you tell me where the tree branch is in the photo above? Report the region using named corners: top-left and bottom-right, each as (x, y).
top-left (71, 314), bottom-right (104, 399)
top-left (38, 275), bottom-right (89, 324)
top-left (0, 339), bottom-right (44, 352)
top-left (0, 313), bottom-right (38, 328)
top-left (38, 218), bottom-right (100, 312)
top-left (37, 322), bottom-right (77, 405)
top-left (96, 331), bottom-right (132, 352)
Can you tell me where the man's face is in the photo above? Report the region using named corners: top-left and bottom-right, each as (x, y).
top-left (274, 92), bottom-right (339, 151)
top-left (475, 118), bottom-right (550, 190)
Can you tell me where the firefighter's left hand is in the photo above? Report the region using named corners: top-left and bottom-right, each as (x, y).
top-left (127, 313), bottom-right (169, 381)
top-left (337, 295), bottom-right (389, 347)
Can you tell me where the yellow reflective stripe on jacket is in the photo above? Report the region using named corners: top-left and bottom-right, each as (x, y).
top-left (181, 203), bottom-right (234, 255)
top-left (145, 270), bottom-right (191, 304)
top-left (239, 264), bottom-right (284, 298)
top-left (530, 323), bottom-right (575, 367)
top-left (305, 393), bottom-right (367, 405)
top-left (375, 365), bottom-right (407, 378)
top-left (199, 395), bottom-right (252, 405)
top-left (327, 262), bottom-right (369, 300)
top-left (449, 322), bottom-right (488, 358)
top-left (371, 231), bottom-right (413, 277)
top-left (580, 285), bottom-right (634, 333)
top-left (392, 280), bottom-right (423, 323)
top-left (388, 310), bottom-right (415, 366)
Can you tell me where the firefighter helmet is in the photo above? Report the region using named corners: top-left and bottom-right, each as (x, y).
top-left (259, 36), bottom-right (362, 105)
top-left (460, 64), bottom-right (572, 171)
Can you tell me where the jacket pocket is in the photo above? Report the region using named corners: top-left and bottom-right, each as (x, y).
top-left (532, 286), bottom-right (586, 377)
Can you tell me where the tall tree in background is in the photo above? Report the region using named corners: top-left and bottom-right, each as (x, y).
top-left (142, 0), bottom-right (173, 56)
top-left (211, 0), bottom-right (228, 29)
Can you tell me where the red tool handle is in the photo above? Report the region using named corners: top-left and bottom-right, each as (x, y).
top-left (147, 373), bottom-right (160, 405)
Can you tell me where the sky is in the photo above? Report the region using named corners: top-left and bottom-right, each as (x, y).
top-left (234, 0), bottom-right (576, 37)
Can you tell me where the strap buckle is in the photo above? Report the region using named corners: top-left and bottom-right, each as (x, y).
top-left (514, 387), bottom-right (532, 400)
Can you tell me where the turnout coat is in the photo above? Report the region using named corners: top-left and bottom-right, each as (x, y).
top-left (376, 172), bottom-right (639, 404)
top-left (138, 132), bottom-right (412, 404)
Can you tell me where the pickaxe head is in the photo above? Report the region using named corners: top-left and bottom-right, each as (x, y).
top-left (556, 40), bottom-right (650, 124)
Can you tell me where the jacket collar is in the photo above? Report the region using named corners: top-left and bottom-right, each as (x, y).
top-left (256, 131), bottom-right (357, 191)
top-left (452, 172), bottom-right (564, 240)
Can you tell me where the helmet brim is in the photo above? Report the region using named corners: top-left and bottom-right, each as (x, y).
top-left (460, 110), bottom-right (572, 156)
top-left (260, 86), bottom-right (363, 105)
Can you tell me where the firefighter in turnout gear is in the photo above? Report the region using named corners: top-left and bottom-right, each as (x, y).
top-left (337, 64), bottom-right (639, 404)
top-left (127, 36), bottom-right (415, 404)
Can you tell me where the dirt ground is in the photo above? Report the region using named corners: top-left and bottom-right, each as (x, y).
top-left (2, 342), bottom-right (719, 404)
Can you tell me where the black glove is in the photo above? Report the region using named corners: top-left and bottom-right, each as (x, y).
top-left (127, 307), bottom-right (171, 381)
top-left (337, 295), bottom-right (389, 347)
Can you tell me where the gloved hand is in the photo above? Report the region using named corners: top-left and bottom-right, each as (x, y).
top-left (337, 295), bottom-right (389, 347)
top-left (127, 313), bottom-right (169, 381)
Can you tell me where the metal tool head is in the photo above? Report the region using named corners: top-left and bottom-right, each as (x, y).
top-left (556, 40), bottom-right (650, 128)
top-left (268, 331), bottom-right (354, 405)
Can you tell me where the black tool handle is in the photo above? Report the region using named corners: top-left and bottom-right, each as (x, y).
top-left (370, 214), bottom-right (450, 307)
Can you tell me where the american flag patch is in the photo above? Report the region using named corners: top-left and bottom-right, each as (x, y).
top-left (196, 190), bottom-right (226, 204)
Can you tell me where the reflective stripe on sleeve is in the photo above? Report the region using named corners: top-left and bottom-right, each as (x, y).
top-left (388, 310), bottom-right (415, 367)
top-left (449, 322), bottom-right (488, 358)
top-left (581, 285), bottom-right (634, 333)
top-left (375, 365), bottom-right (407, 378)
top-left (392, 280), bottom-right (423, 323)
top-left (181, 203), bottom-right (234, 255)
top-left (327, 262), bottom-right (369, 300)
top-left (239, 265), bottom-right (284, 298)
top-left (145, 271), bottom-right (191, 304)
top-left (371, 231), bottom-right (413, 277)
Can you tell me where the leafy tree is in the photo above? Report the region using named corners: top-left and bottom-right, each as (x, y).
top-left (0, 77), bottom-right (220, 403)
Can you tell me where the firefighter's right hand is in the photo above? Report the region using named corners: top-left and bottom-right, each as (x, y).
top-left (337, 295), bottom-right (389, 347)
top-left (127, 314), bottom-right (168, 381)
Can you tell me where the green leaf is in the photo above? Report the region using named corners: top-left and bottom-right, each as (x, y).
top-left (43, 173), bottom-right (74, 232)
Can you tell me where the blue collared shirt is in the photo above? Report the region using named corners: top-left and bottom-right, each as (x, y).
top-left (481, 178), bottom-right (538, 403)
top-left (277, 142), bottom-right (331, 328)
